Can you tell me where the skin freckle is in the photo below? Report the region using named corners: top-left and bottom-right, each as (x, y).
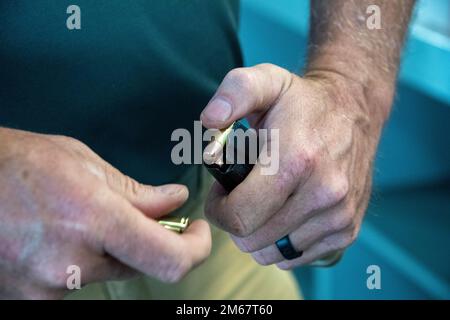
top-left (21, 170), bottom-right (29, 180)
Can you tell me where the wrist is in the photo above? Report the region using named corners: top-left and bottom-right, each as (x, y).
top-left (305, 47), bottom-right (396, 125)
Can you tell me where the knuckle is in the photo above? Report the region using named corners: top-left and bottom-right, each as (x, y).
top-left (331, 210), bottom-right (354, 231)
top-left (329, 183), bottom-right (349, 204)
top-left (104, 168), bottom-right (121, 189)
top-left (348, 232), bottom-right (358, 245)
top-left (276, 261), bottom-right (295, 270)
top-left (316, 175), bottom-right (349, 209)
top-left (105, 168), bottom-right (143, 198)
top-left (56, 135), bottom-right (91, 154)
top-left (159, 255), bottom-right (191, 284)
top-left (292, 149), bottom-right (315, 177)
top-left (336, 232), bottom-right (358, 250)
top-left (275, 149), bottom-right (315, 195)
top-left (349, 224), bottom-right (361, 243)
top-left (226, 68), bottom-right (254, 92)
top-left (124, 176), bottom-right (142, 197)
top-left (230, 216), bottom-right (253, 237)
top-left (257, 63), bottom-right (291, 81)
top-left (256, 63), bottom-right (278, 72)
top-left (252, 251), bottom-right (272, 266)
top-left (49, 134), bottom-right (79, 146)
top-left (205, 203), bottom-right (252, 237)
top-left (273, 172), bottom-right (294, 196)
top-left (64, 136), bottom-right (86, 148)
top-left (231, 235), bottom-right (253, 253)
top-left (298, 149), bottom-right (316, 173)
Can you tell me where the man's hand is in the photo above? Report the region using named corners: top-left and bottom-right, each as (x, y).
top-left (0, 128), bottom-right (211, 299)
top-left (201, 63), bottom-right (388, 269)
top-left (201, 0), bottom-right (414, 269)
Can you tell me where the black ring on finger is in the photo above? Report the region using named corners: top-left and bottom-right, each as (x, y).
top-left (275, 235), bottom-right (303, 260)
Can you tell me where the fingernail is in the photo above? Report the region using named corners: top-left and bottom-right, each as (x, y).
top-left (159, 184), bottom-right (185, 196)
top-left (201, 98), bottom-right (232, 123)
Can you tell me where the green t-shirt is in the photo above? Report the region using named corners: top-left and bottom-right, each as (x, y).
top-left (0, 0), bottom-right (242, 184)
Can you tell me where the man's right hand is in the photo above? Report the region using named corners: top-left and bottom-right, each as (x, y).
top-left (0, 128), bottom-right (211, 299)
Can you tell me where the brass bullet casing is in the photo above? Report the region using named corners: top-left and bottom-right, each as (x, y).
top-left (203, 120), bottom-right (257, 192)
top-left (158, 216), bottom-right (190, 233)
top-left (203, 122), bottom-right (235, 166)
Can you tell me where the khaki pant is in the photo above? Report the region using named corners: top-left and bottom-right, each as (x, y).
top-left (67, 167), bottom-right (301, 299)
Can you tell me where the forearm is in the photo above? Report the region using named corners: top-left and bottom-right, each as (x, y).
top-left (305, 0), bottom-right (415, 121)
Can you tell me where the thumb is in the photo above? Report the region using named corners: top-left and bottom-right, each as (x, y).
top-left (62, 139), bottom-right (189, 218)
top-left (102, 165), bottom-right (189, 218)
top-left (200, 63), bottom-right (293, 129)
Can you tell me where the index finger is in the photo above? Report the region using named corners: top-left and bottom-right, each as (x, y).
top-left (100, 192), bottom-right (212, 283)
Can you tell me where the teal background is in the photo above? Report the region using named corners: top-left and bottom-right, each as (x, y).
top-left (239, 0), bottom-right (450, 299)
